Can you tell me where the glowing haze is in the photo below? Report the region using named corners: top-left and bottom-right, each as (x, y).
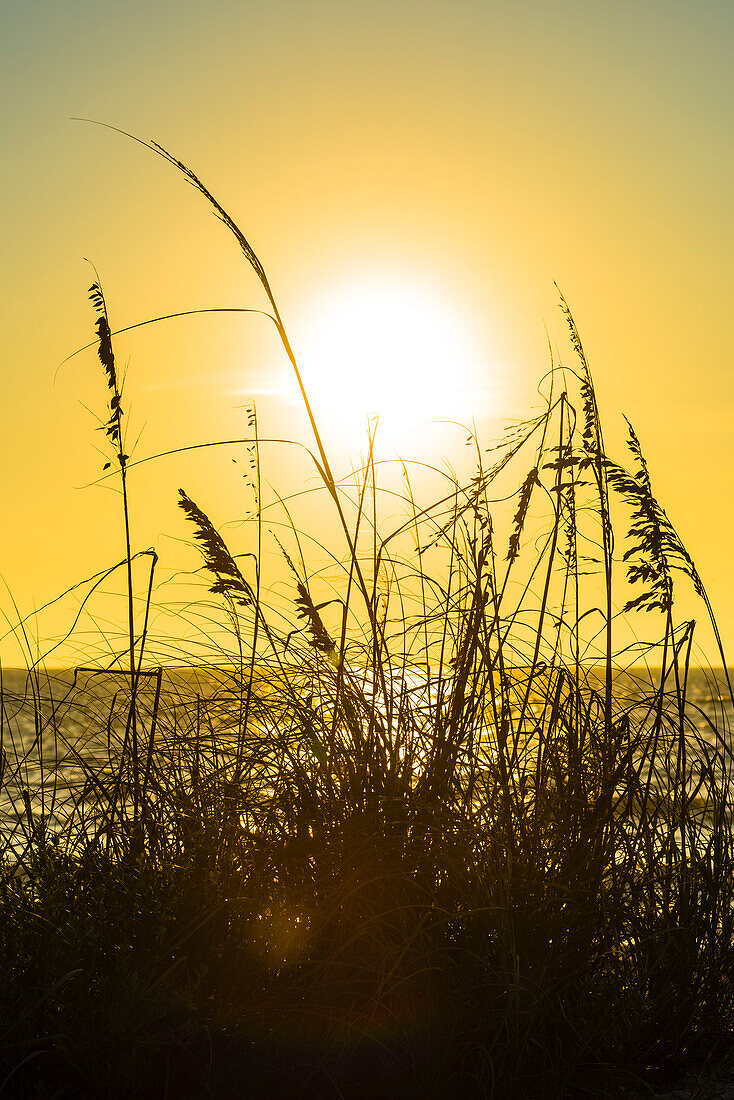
top-left (1, 0), bottom-right (733, 658)
top-left (293, 273), bottom-right (486, 447)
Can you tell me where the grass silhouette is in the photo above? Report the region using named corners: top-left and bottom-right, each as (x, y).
top-left (1, 138), bottom-right (734, 1099)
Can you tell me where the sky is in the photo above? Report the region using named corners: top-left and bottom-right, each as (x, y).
top-left (2, 0), bottom-right (733, 664)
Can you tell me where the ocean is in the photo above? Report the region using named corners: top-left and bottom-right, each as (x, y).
top-left (1, 664), bottom-right (733, 855)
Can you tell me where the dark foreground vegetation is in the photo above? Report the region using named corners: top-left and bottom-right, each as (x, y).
top-left (2, 139), bottom-right (734, 1098)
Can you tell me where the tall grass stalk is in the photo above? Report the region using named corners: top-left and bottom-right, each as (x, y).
top-left (89, 278), bottom-right (141, 813)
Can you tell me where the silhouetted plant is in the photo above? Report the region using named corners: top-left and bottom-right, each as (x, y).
top-left (0, 138), bottom-right (733, 1100)
top-left (178, 489), bottom-right (254, 608)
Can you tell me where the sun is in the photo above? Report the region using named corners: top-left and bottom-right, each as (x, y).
top-left (294, 272), bottom-right (485, 450)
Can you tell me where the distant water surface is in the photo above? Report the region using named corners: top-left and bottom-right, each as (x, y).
top-left (1, 665), bottom-right (732, 852)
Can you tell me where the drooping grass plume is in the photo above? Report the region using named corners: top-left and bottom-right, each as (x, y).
top-left (507, 465), bottom-right (539, 563)
top-left (178, 489), bottom-right (255, 608)
top-left (281, 548), bottom-right (337, 657)
top-left (89, 281), bottom-right (124, 453)
top-left (607, 416), bottom-right (703, 613)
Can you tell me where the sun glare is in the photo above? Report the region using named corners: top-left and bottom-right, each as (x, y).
top-left (295, 274), bottom-right (486, 449)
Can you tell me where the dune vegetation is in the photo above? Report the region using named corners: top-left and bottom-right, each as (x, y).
top-left (2, 142), bottom-right (734, 1098)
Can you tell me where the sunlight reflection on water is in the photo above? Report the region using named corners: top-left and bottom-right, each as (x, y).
top-left (1, 666), bottom-right (732, 852)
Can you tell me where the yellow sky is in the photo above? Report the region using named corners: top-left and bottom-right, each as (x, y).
top-left (2, 0), bottom-right (733, 664)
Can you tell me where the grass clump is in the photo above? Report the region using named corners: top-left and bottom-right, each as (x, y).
top-left (1, 138), bottom-right (734, 1098)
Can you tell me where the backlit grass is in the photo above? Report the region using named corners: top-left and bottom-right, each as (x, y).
top-left (1, 139), bottom-right (733, 1099)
